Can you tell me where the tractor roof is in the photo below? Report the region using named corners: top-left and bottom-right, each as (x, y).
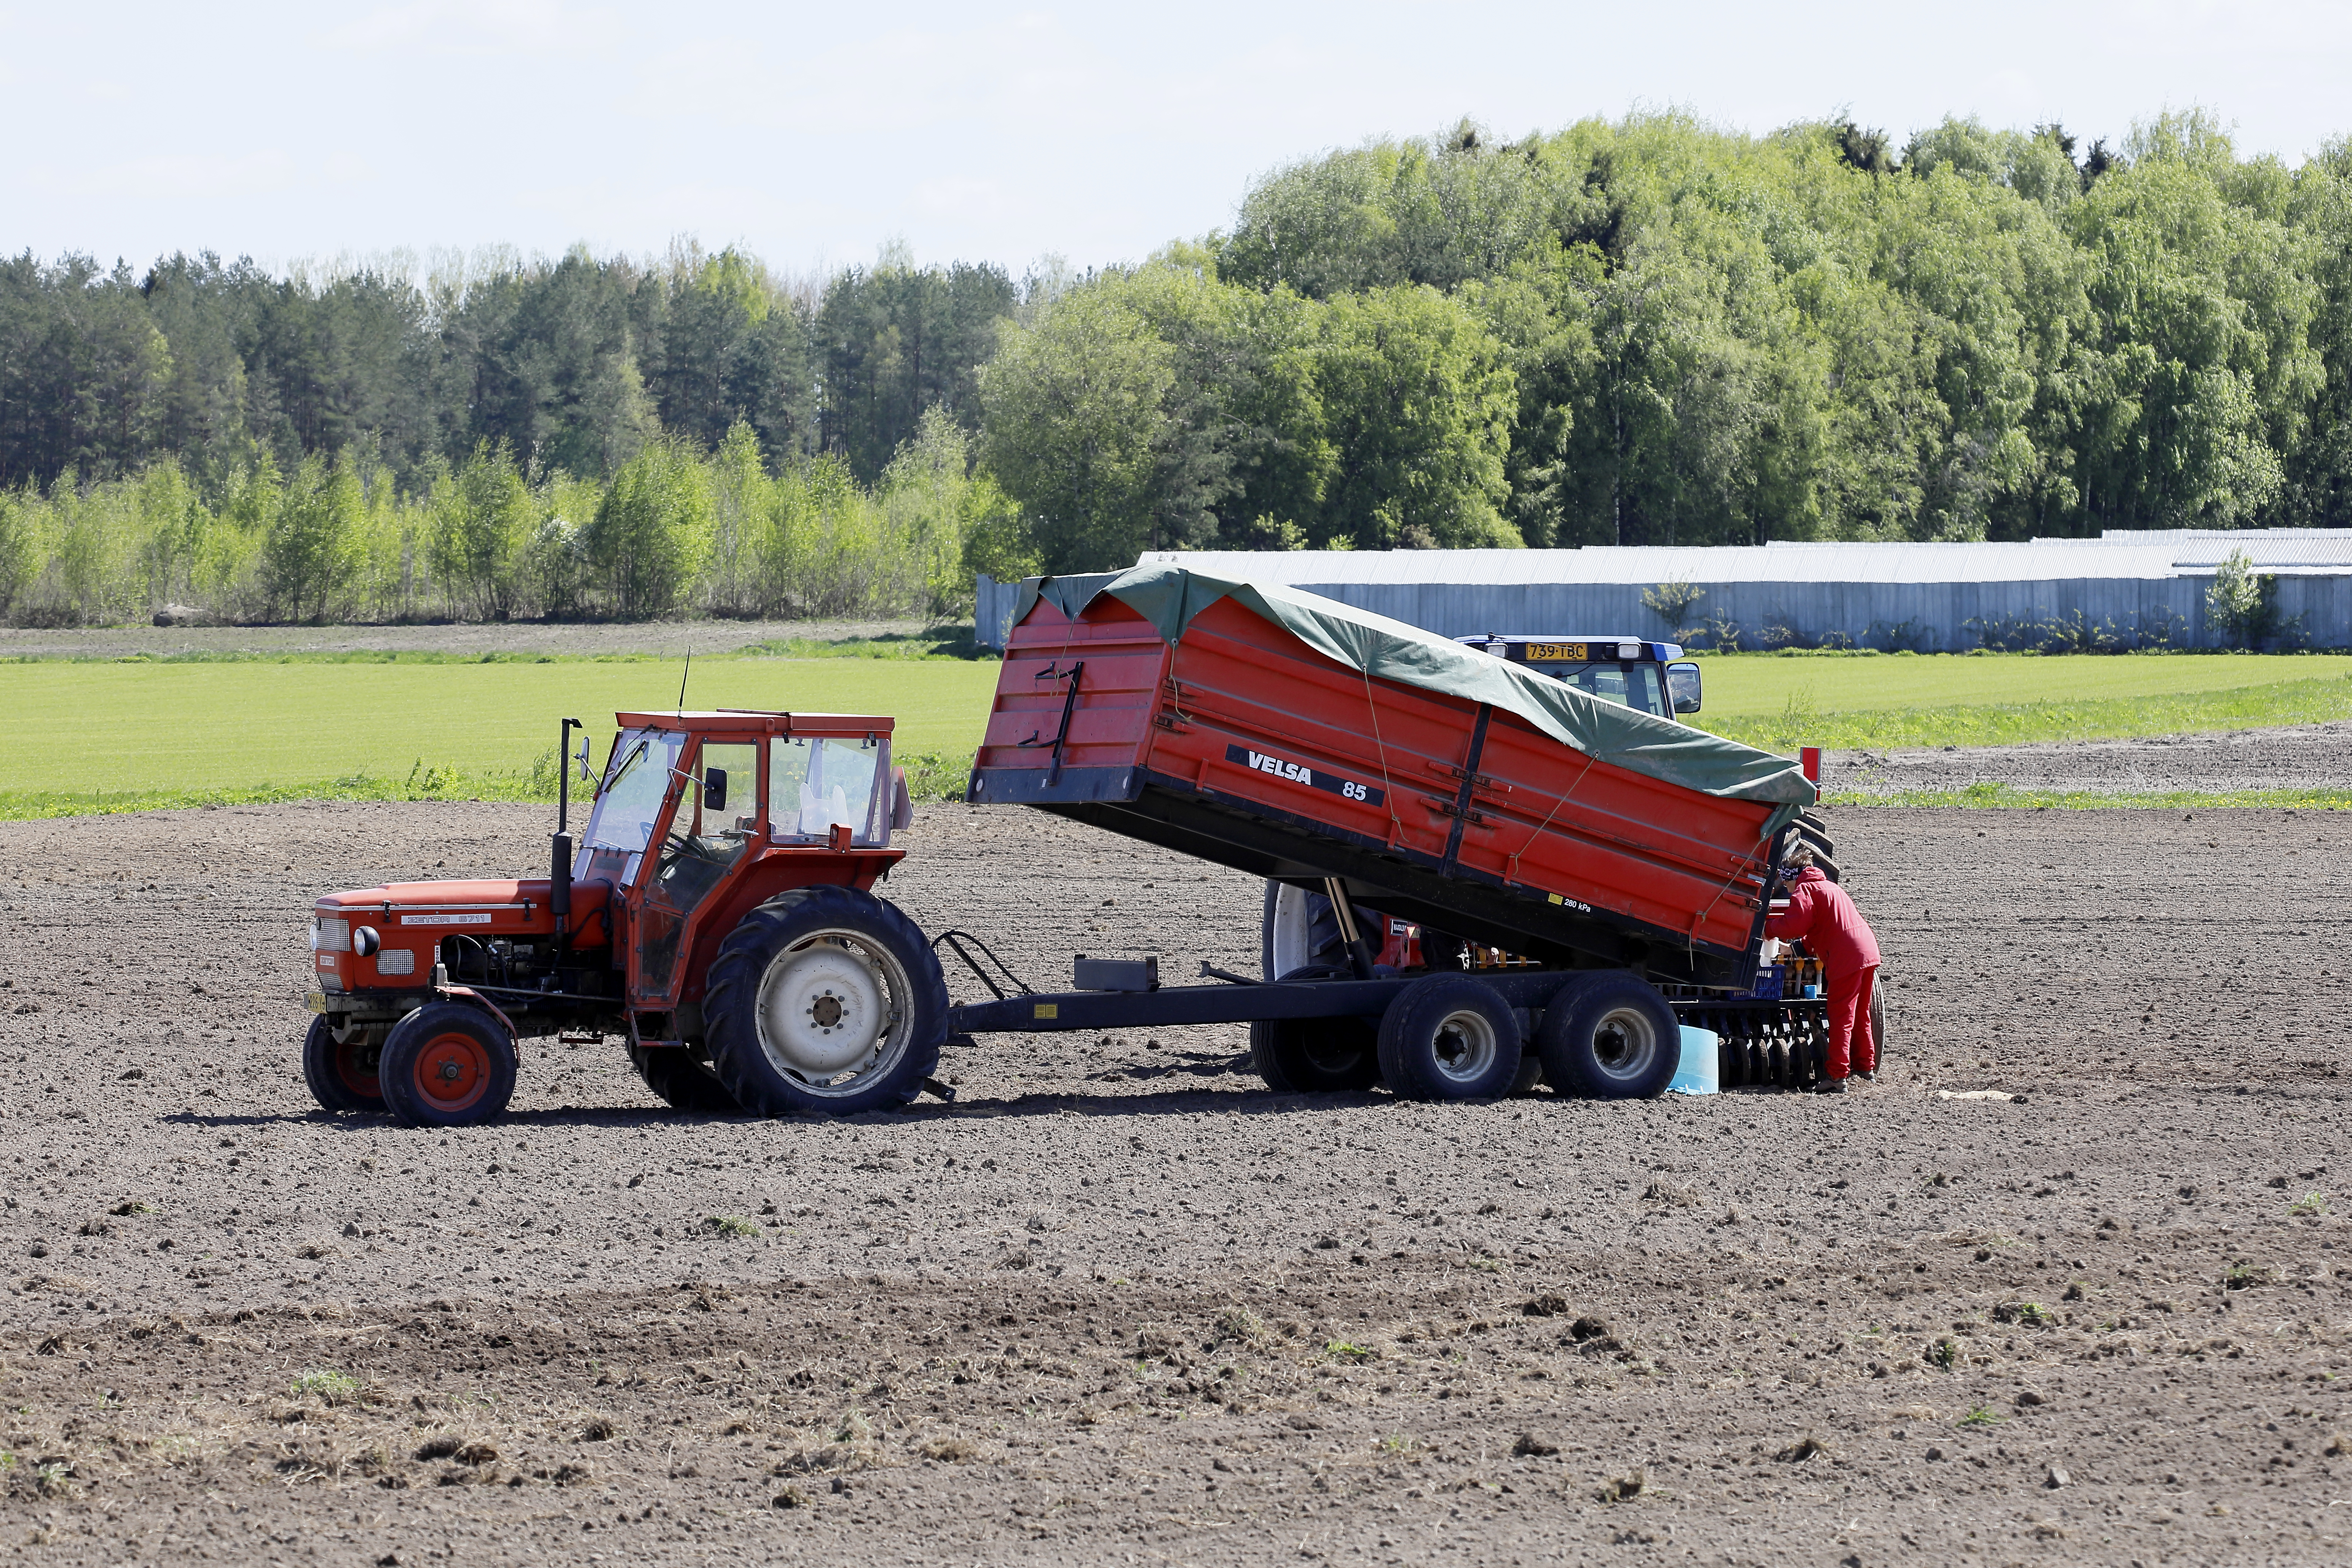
top-left (614, 710), bottom-right (896, 738)
top-left (1457, 636), bottom-right (1685, 664)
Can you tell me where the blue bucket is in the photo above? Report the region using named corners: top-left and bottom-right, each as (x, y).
top-left (1667, 1025), bottom-right (1720, 1095)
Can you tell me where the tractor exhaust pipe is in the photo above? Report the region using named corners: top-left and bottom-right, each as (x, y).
top-left (554, 718), bottom-right (583, 953)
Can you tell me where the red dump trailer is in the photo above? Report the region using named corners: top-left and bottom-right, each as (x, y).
top-left (945, 566), bottom-right (1824, 1102)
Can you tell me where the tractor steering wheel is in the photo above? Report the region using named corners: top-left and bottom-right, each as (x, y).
top-left (661, 831), bottom-right (723, 866)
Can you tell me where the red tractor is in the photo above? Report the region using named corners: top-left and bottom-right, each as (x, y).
top-left (302, 711), bottom-right (943, 1126)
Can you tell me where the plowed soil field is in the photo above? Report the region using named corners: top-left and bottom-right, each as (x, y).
top-left (2, 798), bottom-right (2349, 1566)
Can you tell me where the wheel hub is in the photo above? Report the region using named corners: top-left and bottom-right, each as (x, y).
top-left (758, 940), bottom-right (890, 1077)
top-left (1430, 1009), bottom-right (1498, 1084)
top-left (415, 1032), bottom-right (488, 1106)
top-left (1591, 1007), bottom-right (1658, 1079)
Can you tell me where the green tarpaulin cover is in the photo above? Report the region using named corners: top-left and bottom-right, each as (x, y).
top-left (1012, 564), bottom-right (1817, 809)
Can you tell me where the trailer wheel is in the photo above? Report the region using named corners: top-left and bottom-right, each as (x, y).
top-left (1535, 973), bottom-right (1679, 1099)
top-left (1376, 976), bottom-right (1522, 1101)
top-left (704, 885), bottom-right (946, 1117)
top-left (302, 1015), bottom-right (385, 1113)
top-left (630, 1045), bottom-right (741, 1113)
top-left (1249, 965), bottom-right (1382, 1093)
top-left (379, 1002), bottom-right (517, 1128)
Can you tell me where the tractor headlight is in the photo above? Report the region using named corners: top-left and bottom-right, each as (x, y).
top-left (353, 925), bottom-right (381, 957)
top-left (310, 917), bottom-right (351, 954)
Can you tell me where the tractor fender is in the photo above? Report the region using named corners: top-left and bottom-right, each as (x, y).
top-left (433, 983), bottom-right (519, 1043)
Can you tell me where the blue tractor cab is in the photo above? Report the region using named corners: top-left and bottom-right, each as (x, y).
top-left (1455, 635), bottom-right (1704, 721)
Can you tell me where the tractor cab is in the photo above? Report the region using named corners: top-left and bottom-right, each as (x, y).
top-left (579, 711), bottom-right (908, 1009)
top-left (1455, 635), bottom-right (1704, 721)
top-left (304, 709), bottom-right (924, 1126)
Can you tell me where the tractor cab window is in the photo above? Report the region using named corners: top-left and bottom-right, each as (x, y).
top-left (1527, 660), bottom-right (1672, 719)
top-left (649, 741), bottom-right (759, 905)
top-left (637, 740), bottom-right (761, 995)
top-left (769, 735), bottom-right (891, 847)
top-left (576, 729), bottom-right (685, 886)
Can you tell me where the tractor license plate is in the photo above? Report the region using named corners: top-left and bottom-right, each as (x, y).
top-left (305, 992), bottom-right (329, 1014)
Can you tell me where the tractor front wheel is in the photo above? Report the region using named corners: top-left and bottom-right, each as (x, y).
top-left (703, 886), bottom-right (946, 1117)
top-left (302, 1014), bottom-right (385, 1114)
top-left (380, 1003), bottom-right (518, 1128)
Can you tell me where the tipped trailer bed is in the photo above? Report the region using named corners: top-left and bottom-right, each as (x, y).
top-left (946, 566), bottom-right (1837, 1101)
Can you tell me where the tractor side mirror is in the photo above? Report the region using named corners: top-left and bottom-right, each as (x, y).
top-left (702, 768), bottom-right (728, 813)
top-left (1667, 661), bottom-right (1703, 714)
top-left (574, 732), bottom-right (595, 783)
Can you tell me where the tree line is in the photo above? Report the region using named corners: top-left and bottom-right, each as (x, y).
top-left (1007, 109), bottom-right (2352, 564)
top-left (0, 412), bottom-right (1019, 627)
top-left (4, 106), bottom-right (2350, 622)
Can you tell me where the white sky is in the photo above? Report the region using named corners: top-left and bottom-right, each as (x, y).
top-left (4, 1), bottom-right (2347, 281)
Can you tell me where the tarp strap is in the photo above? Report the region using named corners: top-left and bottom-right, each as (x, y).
top-left (1357, 663), bottom-right (1406, 849)
top-left (1506, 750), bottom-right (1598, 887)
top-left (1688, 816), bottom-right (1793, 969)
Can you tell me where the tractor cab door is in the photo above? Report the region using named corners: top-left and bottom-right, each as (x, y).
top-left (630, 739), bottom-right (763, 1007)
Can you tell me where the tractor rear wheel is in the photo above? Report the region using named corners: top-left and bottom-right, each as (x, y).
top-left (630, 1045), bottom-right (741, 1113)
top-left (302, 1015), bottom-right (385, 1113)
top-left (703, 885), bottom-right (946, 1117)
top-left (380, 1002), bottom-right (518, 1128)
top-left (1249, 965), bottom-right (1381, 1093)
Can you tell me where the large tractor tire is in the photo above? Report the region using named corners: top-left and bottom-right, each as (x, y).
top-left (1535, 972), bottom-right (1679, 1100)
top-left (1261, 882), bottom-right (1377, 978)
top-left (1248, 965), bottom-right (1382, 1093)
top-left (703, 886), bottom-right (947, 1117)
top-left (302, 1014), bottom-right (385, 1114)
top-left (1262, 880), bottom-right (1463, 975)
top-left (630, 1045), bottom-right (741, 1113)
top-left (1868, 973), bottom-right (1890, 1077)
top-left (379, 1002), bottom-right (518, 1128)
top-left (1780, 820), bottom-right (1841, 882)
top-left (1375, 975), bottom-right (1522, 1101)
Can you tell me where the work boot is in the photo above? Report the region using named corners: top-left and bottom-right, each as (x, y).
top-left (1855, 1069), bottom-right (1876, 1083)
top-left (1814, 1076), bottom-right (1848, 1096)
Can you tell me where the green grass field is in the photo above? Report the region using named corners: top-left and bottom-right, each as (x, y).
top-left (1691, 649), bottom-right (2352, 721)
top-left (0, 655), bottom-right (1001, 817)
top-left (1690, 652), bottom-right (2352, 750)
top-left (4, 646), bottom-right (2347, 818)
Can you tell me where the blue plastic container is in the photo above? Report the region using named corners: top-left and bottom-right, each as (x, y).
top-left (1667, 1025), bottom-right (1720, 1095)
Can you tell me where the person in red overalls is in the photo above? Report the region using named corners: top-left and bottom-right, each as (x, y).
top-left (1764, 839), bottom-right (1881, 1094)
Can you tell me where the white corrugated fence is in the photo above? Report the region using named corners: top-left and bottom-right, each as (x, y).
top-left (975, 531), bottom-right (2352, 651)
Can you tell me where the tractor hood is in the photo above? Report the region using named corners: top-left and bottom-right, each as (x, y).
top-left (313, 877), bottom-right (611, 938)
top-left (310, 878), bottom-right (613, 993)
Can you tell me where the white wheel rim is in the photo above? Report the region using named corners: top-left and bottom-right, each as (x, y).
top-left (754, 929), bottom-right (911, 1096)
top-left (1267, 882), bottom-right (1315, 979)
top-left (1591, 1005), bottom-right (1659, 1082)
top-left (1429, 1008), bottom-right (1500, 1086)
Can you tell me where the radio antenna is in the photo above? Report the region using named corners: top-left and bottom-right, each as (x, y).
top-left (676, 641), bottom-right (693, 715)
